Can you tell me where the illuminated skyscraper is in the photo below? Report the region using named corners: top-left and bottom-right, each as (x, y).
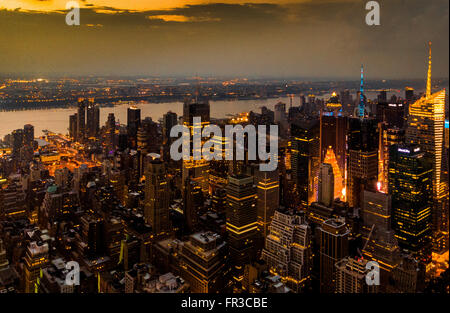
top-left (291, 119), bottom-right (320, 207)
top-left (389, 144), bottom-right (433, 261)
top-left (345, 65), bottom-right (379, 207)
top-left (182, 98), bottom-right (210, 193)
top-left (261, 208), bottom-right (312, 292)
top-left (144, 158), bottom-right (170, 237)
top-left (325, 92), bottom-right (342, 111)
top-left (378, 124), bottom-right (405, 193)
top-left (208, 125), bottom-right (229, 195)
top-left (226, 174), bottom-right (258, 289)
top-left (0, 180), bottom-right (26, 220)
top-left (361, 190), bottom-right (401, 289)
top-left (318, 163), bottom-right (334, 207)
top-left (256, 168), bottom-right (279, 237)
top-left (358, 65), bottom-right (365, 118)
top-left (347, 117), bottom-right (379, 208)
top-left (405, 42), bottom-right (447, 252)
top-left (320, 111), bottom-right (348, 196)
top-left (23, 241), bottom-right (50, 293)
top-left (445, 120), bottom-right (449, 150)
top-left (137, 117), bottom-right (160, 177)
top-left (180, 232), bottom-right (227, 293)
top-left (335, 257), bottom-right (378, 293)
top-left (323, 148), bottom-right (343, 200)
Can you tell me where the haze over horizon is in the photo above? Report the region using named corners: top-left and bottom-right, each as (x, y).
top-left (1, 0), bottom-right (449, 79)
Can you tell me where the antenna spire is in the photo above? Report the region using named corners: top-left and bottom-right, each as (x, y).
top-left (426, 41), bottom-right (432, 98)
top-left (359, 64), bottom-right (365, 118)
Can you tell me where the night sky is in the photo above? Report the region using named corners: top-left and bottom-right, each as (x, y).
top-left (1, 0), bottom-right (448, 79)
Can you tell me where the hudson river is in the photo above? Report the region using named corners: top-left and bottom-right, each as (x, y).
top-left (0, 97), bottom-right (294, 138)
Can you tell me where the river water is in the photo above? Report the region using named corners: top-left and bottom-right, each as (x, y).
top-left (0, 97), bottom-right (294, 138)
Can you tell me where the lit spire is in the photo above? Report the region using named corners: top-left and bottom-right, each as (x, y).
top-left (359, 64), bottom-right (365, 118)
top-left (426, 41), bottom-right (432, 98)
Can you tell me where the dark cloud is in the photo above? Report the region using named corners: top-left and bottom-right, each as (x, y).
top-left (0, 0), bottom-right (448, 79)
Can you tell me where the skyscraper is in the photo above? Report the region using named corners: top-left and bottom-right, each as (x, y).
top-left (405, 87), bottom-right (415, 104)
top-left (405, 42), bottom-right (447, 252)
top-left (347, 117), bottom-right (379, 208)
top-left (261, 208), bottom-right (312, 292)
top-left (376, 102), bottom-right (405, 129)
top-left (144, 158), bottom-right (170, 237)
top-left (23, 124), bottom-right (34, 148)
top-left (23, 241), bottom-right (50, 293)
top-left (274, 102), bottom-right (288, 136)
top-left (183, 178), bottom-right (203, 233)
top-left (77, 98), bottom-right (86, 141)
top-left (318, 218), bottom-right (350, 293)
top-left (335, 257), bottom-right (378, 293)
top-left (182, 98), bottom-right (210, 193)
top-left (358, 65), bottom-right (365, 118)
top-left (320, 112), bottom-right (348, 184)
top-left (11, 129), bottom-right (24, 159)
top-left (39, 186), bottom-right (80, 230)
top-left (290, 119), bottom-right (320, 207)
top-left (389, 144), bottom-right (433, 261)
top-left (79, 213), bottom-right (106, 257)
top-left (0, 180), bottom-right (26, 220)
top-left (180, 232), bottom-right (227, 293)
top-left (378, 123), bottom-right (405, 193)
top-left (361, 190), bottom-right (401, 289)
top-left (127, 106), bottom-right (141, 149)
top-left (138, 117), bottom-right (160, 156)
top-left (322, 148), bottom-right (344, 200)
top-left (318, 163), bottom-right (334, 207)
top-left (105, 113), bottom-right (116, 153)
top-left (256, 168), bottom-right (279, 237)
top-left (137, 117), bottom-right (160, 177)
top-left (226, 174), bottom-right (258, 289)
top-left (69, 113), bottom-right (78, 140)
top-left (162, 111), bottom-right (178, 161)
top-left (86, 99), bottom-right (100, 138)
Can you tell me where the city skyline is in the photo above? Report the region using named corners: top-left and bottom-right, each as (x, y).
top-left (0, 46), bottom-right (449, 295)
top-left (0, 0), bottom-right (449, 299)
